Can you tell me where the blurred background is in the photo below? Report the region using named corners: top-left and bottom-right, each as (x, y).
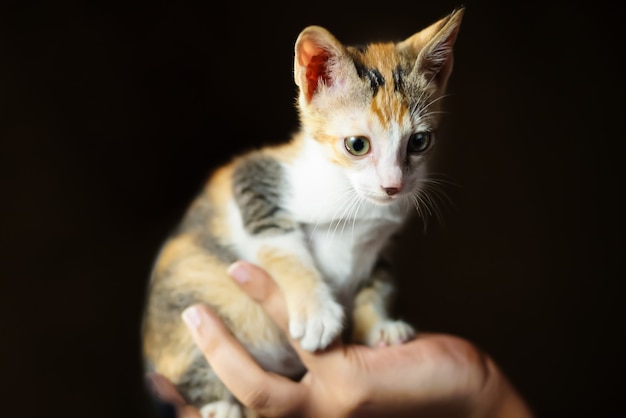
top-left (1, 1), bottom-right (624, 416)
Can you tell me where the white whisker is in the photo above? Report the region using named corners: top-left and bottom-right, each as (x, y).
top-left (409, 174), bottom-right (459, 232)
top-left (417, 110), bottom-right (449, 119)
top-left (308, 183), bottom-right (353, 244)
top-left (328, 187), bottom-right (359, 243)
top-left (416, 94), bottom-right (450, 116)
top-left (349, 194), bottom-right (365, 240)
top-left (337, 190), bottom-right (361, 239)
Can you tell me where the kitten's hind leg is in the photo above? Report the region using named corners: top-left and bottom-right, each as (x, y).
top-left (176, 351), bottom-right (244, 418)
top-left (351, 262), bottom-right (416, 347)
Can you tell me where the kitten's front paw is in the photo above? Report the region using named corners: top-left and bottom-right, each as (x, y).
top-left (199, 400), bottom-right (242, 418)
top-left (367, 319), bottom-right (416, 347)
top-left (288, 289), bottom-right (345, 352)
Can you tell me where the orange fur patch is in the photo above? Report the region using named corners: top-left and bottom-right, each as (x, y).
top-left (257, 246), bottom-right (321, 297)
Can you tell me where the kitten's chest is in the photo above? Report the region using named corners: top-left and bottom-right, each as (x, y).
top-left (304, 218), bottom-right (400, 293)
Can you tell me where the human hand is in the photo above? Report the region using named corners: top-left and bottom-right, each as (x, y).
top-left (145, 371), bottom-right (201, 418)
top-left (170, 261), bottom-right (534, 418)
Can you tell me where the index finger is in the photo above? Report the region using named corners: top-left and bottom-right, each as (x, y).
top-left (182, 304), bottom-right (304, 415)
top-left (227, 261), bottom-right (290, 333)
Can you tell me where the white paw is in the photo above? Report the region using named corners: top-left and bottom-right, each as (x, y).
top-left (199, 400), bottom-right (242, 418)
top-left (288, 288), bottom-right (345, 352)
top-left (367, 319), bottom-right (416, 347)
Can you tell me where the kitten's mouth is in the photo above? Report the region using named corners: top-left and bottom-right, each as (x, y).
top-left (363, 193), bottom-right (401, 206)
top-left (354, 186), bottom-right (405, 206)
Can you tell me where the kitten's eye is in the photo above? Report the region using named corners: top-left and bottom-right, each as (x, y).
top-left (407, 131), bottom-right (432, 154)
top-left (344, 136), bottom-right (371, 156)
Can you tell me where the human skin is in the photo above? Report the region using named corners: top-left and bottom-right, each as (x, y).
top-left (147, 261), bottom-right (534, 418)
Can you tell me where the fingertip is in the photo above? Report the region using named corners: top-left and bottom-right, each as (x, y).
top-left (227, 261), bottom-right (277, 303)
top-left (227, 260), bottom-right (251, 284)
top-left (181, 304), bottom-right (230, 350)
top-left (181, 305), bottom-right (203, 330)
top-left (145, 372), bottom-right (187, 407)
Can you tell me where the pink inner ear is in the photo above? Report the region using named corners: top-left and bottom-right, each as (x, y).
top-left (305, 52), bottom-right (331, 101)
top-left (299, 39), bottom-right (332, 102)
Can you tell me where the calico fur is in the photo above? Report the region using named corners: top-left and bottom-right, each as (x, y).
top-left (143, 7), bottom-right (464, 417)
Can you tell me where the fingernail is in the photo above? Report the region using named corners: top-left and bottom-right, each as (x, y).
top-left (227, 261), bottom-right (250, 284)
top-left (181, 306), bottom-right (202, 329)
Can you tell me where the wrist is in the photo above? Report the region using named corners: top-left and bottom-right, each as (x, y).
top-left (472, 358), bottom-right (534, 418)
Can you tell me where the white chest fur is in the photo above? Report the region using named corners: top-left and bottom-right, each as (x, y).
top-left (303, 219), bottom-right (400, 298)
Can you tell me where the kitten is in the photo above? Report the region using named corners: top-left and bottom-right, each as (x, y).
top-left (143, 7), bottom-right (464, 418)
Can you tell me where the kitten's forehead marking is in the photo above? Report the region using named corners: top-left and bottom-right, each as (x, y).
top-left (348, 43), bottom-right (411, 129)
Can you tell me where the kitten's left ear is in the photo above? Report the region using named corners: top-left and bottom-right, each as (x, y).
top-left (293, 26), bottom-right (345, 103)
top-left (401, 7), bottom-right (465, 87)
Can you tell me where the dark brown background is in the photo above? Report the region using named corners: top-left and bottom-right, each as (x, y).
top-left (1, 1), bottom-right (624, 417)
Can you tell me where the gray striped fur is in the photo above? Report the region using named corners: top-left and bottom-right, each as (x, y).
top-left (177, 196), bottom-right (238, 263)
top-left (232, 155), bottom-right (296, 236)
top-left (175, 352), bottom-right (236, 408)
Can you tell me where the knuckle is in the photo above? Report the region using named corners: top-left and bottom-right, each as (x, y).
top-left (241, 382), bottom-right (273, 411)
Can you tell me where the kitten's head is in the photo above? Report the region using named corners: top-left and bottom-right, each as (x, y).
top-left (294, 8), bottom-right (463, 207)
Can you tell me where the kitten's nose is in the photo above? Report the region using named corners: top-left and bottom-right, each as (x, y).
top-left (383, 186), bottom-right (401, 196)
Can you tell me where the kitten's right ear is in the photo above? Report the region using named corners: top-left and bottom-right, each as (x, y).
top-left (400, 7), bottom-right (465, 88)
top-left (294, 26), bottom-right (344, 104)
